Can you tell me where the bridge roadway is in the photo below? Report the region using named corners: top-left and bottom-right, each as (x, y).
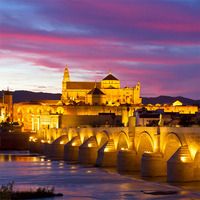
top-left (29, 119), bottom-right (200, 182)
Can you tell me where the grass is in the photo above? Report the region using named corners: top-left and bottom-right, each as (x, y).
top-left (0, 181), bottom-right (63, 199)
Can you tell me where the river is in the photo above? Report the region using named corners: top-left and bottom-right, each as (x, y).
top-left (0, 151), bottom-right (200, 200)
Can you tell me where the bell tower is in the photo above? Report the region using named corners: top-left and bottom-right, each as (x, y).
top-left (3, 90), bottom-right (13, 122)
top-left (63, 66), bottom-right (70, 82)
top-left (61, 65), bottom-right (70, 101)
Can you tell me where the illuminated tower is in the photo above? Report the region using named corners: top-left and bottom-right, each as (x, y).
top-left (133, 82), bottom-right (142, 104)
top-left (61, 65), bottom-right (70, 101)
top-left (3, 90), bottom-right (13, 122)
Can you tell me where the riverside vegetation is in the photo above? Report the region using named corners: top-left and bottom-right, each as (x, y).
top-left (0, 182), bottom-right (63, 199)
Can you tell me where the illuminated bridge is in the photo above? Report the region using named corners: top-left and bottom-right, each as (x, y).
top-left (29, 117), bottom-right (200, 182)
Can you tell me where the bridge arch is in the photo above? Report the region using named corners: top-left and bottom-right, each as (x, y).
top-left (80, 136), bottom-right (98, 148)
top-left (117, 131), bottom-right (130, 150)
top-left (163, 132), bottom-right (182, 161)
top-left (52, 135), bottom-right (69, 145)
top-left (79, 128), bottom-right (93, 143)
top-left (27, 107), bottom-right (33, 114)
top-left (17, 107), bottom-right (22, 114)
top-left (37, 107), bottom-right (43, 114)
top-left (96, 130), bottom-right (109, 148)
top-left (136, 131), bottom-right (154, 158)
top-left (68, 128), bottom-right (79, 141)
top-left (47, 107), bottom-right (55, 114)
top-left (56, 107), bottom-right (64, 114)
top-left (69, 136), bottom-right (82, 146)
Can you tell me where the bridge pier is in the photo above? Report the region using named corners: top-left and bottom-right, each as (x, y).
top-left (141, 152), bottom-right (166, 177)
top-left (79, 146), bottom-right (98, 165)
top-left (167, 146), bottom-right (194, 182)
top-left (30, 141), bottom-right (50, 155)
top-left (96, 139), bottom-right (117, 167)
top-left (78, 137), bottom-right (98, 165)
top-left (42, 143), bottom-right (51, 157)
top-left (49, 135), bottom-right (69, 160)
top-left (64, 137), bottom-right (81, 162)
top-left (194, 151), bottom-right (200, 181)
top-left (29, 141), bottom-right (42, 154)
top-left (117, 150), bottom-right (139, 172)
top-left (50, 143), bottom-right (65, 160)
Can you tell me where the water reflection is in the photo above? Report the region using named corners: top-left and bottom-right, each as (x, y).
top-left (0, 152), bottom-right (200, 200)
top-left (0, 153), bottom-right (40, 162)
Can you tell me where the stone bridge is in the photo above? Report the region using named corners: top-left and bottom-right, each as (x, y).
top-left (29, 122), bottom-right (200, 182)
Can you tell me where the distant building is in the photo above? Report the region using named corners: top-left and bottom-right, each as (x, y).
top-left (145, 100), bottom-right (198, 114)
top-left (0, 90), bottom-right (13, 122)
top-left (13, 66), bottom-right (141, 131)
top-left (61, 66), bottom-right (142, 106)
top-left (12, 66), bottom-right (199, 132)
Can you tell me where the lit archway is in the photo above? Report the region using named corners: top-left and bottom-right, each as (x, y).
top-left (52, 135), bottom-right (69, 145)
top-left (96, 130), bottom-right (109, 148)
top-left (68, 128), bottom-right (78, 141)
top-left (137, 132), bottom-right (154, 159)
top-left (163, 132), bottom-right (182, 161)
top-left (117, 131), bottom-right (129, 150)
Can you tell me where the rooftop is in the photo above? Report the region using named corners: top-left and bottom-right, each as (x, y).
top-left (88, 87), bottom-right (105, 95)
top-left (102, 74), bottom-right (119, 81)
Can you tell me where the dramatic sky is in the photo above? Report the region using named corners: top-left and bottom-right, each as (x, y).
top-left (0, 0), bottom-right (200, 99)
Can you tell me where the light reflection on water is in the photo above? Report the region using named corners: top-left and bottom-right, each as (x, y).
top-left (0, 152), bottom-right (200, 200)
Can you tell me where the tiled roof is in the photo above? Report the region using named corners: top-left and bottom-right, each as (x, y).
top-left (66, 82), bottom-right (101, 89)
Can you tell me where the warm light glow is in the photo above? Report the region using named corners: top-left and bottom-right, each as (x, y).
top-left (29, 136), bottom-right (33, 141)
top-left (88, 143), bottom-right (92, 147)
top-left (41, 139), bottom-right (45, 143)
top-left (104, 147), bottom-right (109, 152)
top-left (189, 146), bottom-right (198, 160)
top-left (121, 147), bottom-right (128, 151)
top-left (144, 151), bottom-right (151, 154)
top-left (154, 140), bottom-right (159, 152)
top-left (70, 166), bottom-right (77, 170)
top-left (72, 142), bottom-right (76, 146)
top-left (33, 138), bottom-right (37, 142)
top-left (172, 100), bottom-right (183, 106)
top-left (47, 140), bottom-right (51, 144)
top-left (60, 141), bottom-right (64, 145)
top-left (180, 156), bottom-right (187, 162)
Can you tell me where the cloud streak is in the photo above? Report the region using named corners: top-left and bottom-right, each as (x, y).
top-left (0, 0), bottom-right (200, 98)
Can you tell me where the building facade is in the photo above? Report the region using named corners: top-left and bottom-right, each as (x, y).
top-left (12, 66), bottom-right (199, 132)
top-left (13, 66), bottom-right (142, 131)
top-left (61, 67), bottom-right (142, 106)
top-left (0, 90), bottom-right (13, 122)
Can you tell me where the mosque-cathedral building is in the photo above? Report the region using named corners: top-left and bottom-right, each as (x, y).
top-left (61, 67), bottom-right (141, 106)
top-left (0, 66), bottom-right (199, 132)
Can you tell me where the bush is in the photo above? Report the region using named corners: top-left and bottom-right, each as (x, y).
top-left (0, 182), bottom-right (63, 199)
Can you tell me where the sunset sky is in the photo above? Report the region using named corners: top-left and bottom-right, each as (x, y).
top-left (0, 0), bottom-right (200, 99)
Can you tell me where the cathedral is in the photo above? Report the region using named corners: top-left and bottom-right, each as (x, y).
top-left (61, 67), bottom-right (142, 106)
top-left (9, 66), bottom-right (198, 132)
top-left (12, 66), bottom-right (142, 131)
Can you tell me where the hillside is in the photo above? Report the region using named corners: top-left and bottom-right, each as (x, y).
top-left (0, 90), bottom-right (61, 103)
top-left (142, 96), bottom-right (200, 106)
top-left (0, 91), bottom-right (199, 105)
